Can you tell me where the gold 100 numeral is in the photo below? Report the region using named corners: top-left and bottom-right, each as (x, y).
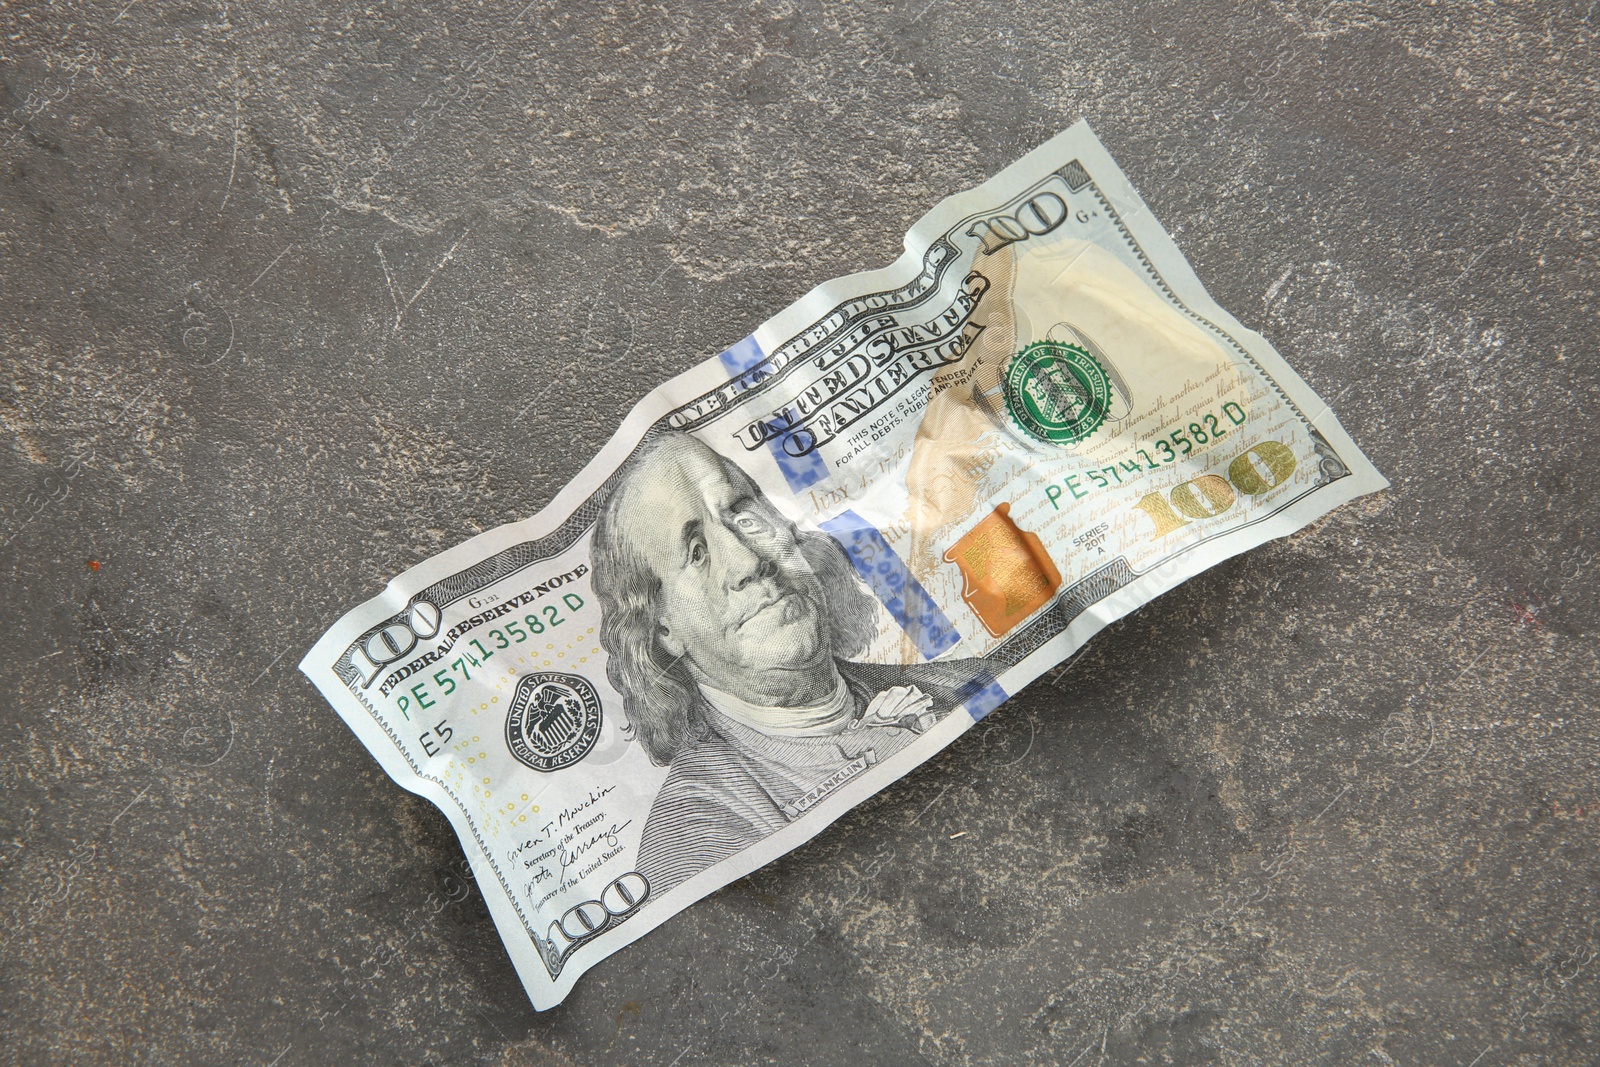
top-left (1132, 440), bottom-right (1298, 540)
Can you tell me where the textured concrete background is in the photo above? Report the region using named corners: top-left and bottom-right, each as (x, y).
top-left (3, 1), bottom-right (1597, 1064)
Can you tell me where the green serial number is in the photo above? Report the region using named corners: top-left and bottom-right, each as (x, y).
top-left (1045, 402), bottom-right (1247, 509)
top-left (396, 596), bottom-right (585, 717)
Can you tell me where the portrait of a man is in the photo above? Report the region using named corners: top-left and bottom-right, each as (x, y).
top-left (590, 431), bottom-right (985, 894)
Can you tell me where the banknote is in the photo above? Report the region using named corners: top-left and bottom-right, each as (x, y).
top-left (301, 120), bottom-right (1387, 1009)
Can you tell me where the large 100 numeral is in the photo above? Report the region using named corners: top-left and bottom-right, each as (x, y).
top-left (536, 871), bottom-right (650, 978)
top-left (1132, 440), bottom-right (1297, 540)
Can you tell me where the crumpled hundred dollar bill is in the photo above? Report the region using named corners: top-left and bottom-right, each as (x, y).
top-left (301, 120), bottom-right (1387, 1009)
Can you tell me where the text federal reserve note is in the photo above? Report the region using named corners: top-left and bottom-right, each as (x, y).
top-left (301, 120), bottom-right (1387, 1009)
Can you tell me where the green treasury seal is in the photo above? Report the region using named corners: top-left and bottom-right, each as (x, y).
top-left (1003, 341), bottom-right (1113, 445)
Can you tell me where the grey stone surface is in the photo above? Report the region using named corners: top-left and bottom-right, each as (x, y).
top-left (2, 1), bottom-right (1597, 1064)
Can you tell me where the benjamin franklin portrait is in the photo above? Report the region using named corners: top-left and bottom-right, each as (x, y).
top-left (590, 431), bottom-right (986, 895)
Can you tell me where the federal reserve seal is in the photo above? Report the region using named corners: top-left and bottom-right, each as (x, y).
top-left (505, 672), bottom-right (603, 772)
top-left (1003, 340), bottom-right (1113, 446)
